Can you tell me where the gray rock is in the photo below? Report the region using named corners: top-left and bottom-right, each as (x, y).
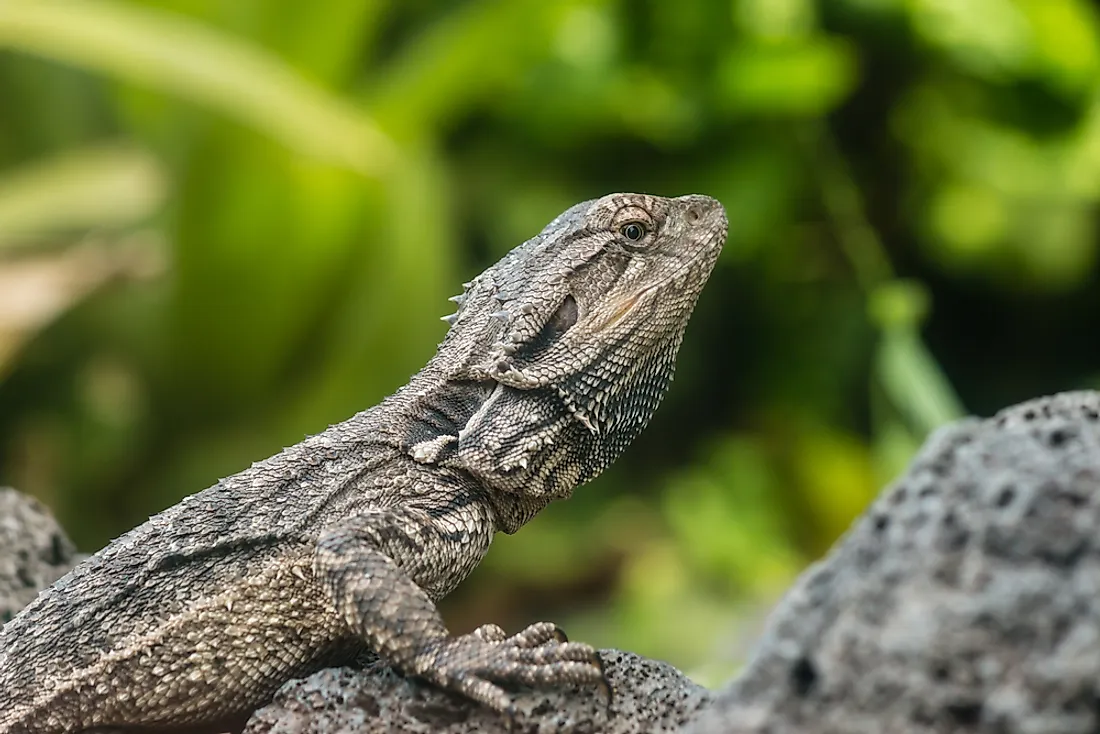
top-left (244, 650), bottom-right (712, 734)
top-left (0, 487), bottom-right (80, 625)
top-left (687, 390), bottom-right (1100, 734)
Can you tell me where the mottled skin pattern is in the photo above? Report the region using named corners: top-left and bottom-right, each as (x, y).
top-left (0, 193), bottom-right (727, 733)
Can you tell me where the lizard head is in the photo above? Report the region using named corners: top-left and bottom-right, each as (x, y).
top-left (435, 193), bottom-right (727, 514)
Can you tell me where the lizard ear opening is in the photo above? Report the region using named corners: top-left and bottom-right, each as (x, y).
top-left (527, 294), bottom-right (578, 352)
top-left (487, 294), bottom-right (580, 383)
top-left (546, 294), bottom-right (579, 338)
top-left (475, 293), bottom-right (580, 388)
top-left (511, 294), bottom-right (579, 360)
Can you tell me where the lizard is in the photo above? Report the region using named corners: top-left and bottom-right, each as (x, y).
top-left (0, 192), bottom-right (728, 733)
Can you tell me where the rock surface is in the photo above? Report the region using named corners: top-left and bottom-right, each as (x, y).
top-left (687, 390), bottom-right (1100, 733)
top-left (6, 392), bottom-right (1100, 733)
top-left (0, 487), bottom-right (80, 624)
top-left (245, 650), bottom-right (711, 734)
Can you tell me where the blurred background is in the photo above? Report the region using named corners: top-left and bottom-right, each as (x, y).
top-left (2, 0), bottom-right (1100, 685)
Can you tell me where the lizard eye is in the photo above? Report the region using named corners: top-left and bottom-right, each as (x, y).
top-left (620, 222), bottom-right (647, 242)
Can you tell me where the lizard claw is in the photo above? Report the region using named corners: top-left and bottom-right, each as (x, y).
top-left (504, 620), bottom-right (568, 647)
top-left (409, 622), bottom-right (607, 717)
top-left (471, 623), bottom-right (508, 643)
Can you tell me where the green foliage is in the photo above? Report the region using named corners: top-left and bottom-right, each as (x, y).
top-left (2, 0), bottom-right (1099, 678)
top-left (0, 0), bottom-right (394, 173)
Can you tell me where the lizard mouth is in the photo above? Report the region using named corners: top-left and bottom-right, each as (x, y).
top-left (601, 241), bottom-right (721, 330)
top-left (603, 282), bottom-right (660, 329)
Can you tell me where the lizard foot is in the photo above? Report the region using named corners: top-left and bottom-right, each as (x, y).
top-left (409, 621), bottom-right (609, 714)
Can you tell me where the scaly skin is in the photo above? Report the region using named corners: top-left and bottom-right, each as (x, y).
top-left (0, 193), bottom-right (727, 733)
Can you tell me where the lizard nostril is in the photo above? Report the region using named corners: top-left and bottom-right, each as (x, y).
top-left (687, 205), bottom-right (704, 224)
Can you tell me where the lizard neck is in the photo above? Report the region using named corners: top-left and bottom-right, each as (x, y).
top-left (375, 360), bottom-right (557, 534)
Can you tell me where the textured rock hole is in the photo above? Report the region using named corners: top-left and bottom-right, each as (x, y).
top-left (873, 514), bottom-right (890, 533)
top-left (1083, 407), bottom-right (1100, 422)
top-left (1058, 690), bottom-right (1100, 716)
top-left (1004, 622), bottom-right (1039, 646)
top-left (1047, 427), bottom-right (1074, 448)
top-left (929, 459), bottom-right (951, 478)
top-left (49, 533), bottom-right (68, 565)
top-left (945, 700), bottom-right (983, 726)
top-left (995, 485), bottom-right (1016, 508)
top-left (956, 480), bottom-right (978, 500)
top-left (891, 486), bottom-right (909, 505)
top-left (1038, 540), bottom-right (1087, 570)
top-left (1055, 488), bottom-right (1087, 508)
top-left (933, 563), bottom-right (960, 587)
top-left (1023, 409), bottom-right (1037, 421)
top-left (910, 707), bottom-right (936, 726)
top-left (1052, 615), bottom-right (1072, 645)
top-left (350, 691), bottom-right (381, 717)
top-left (790, 656), bottom-right (818, 697)
top-left (931, 662), bottom-right (951, 681)
top-left (940, 511), bottom-right (970, 552)
top-left (409, 699), bottom-right (472, 725)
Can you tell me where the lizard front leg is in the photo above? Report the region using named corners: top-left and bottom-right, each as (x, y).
top-left (313, 505), bottom-right (608, 714)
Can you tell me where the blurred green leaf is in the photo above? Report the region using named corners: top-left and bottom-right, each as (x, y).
top-left (791, 427), bottom-right (877, 550)
top-left (734, 0), bottom-right (816, 39)
top-left (1018, 0), bottom-right (1100, 91)
top-left (664, 437), bottom-right (803, 597)
top-left (370, 0), bottom-right (578, 136)
top-left (907, 0), bottom-right (1031, 79)
top-left (717, 38), bottom-right (858, 115)
top-left (0, 144), bottom-right (166, 251)
top-left (0, 0), bottom-right (395, 175)
top-left (871, 411), bottom-right (925, 485)
top-left (868, 279), bottom-right (929, 329)
top-left (873, 324), bottom-right (965, 436)
top-left (894, 86), bottom-right (1100, 289)
top-left (926, 181), bottom-right (1007, 258)
top-left (0, 233), bottom-right (165, 379)
top-left (869, 283), bottom-right (963, 481)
